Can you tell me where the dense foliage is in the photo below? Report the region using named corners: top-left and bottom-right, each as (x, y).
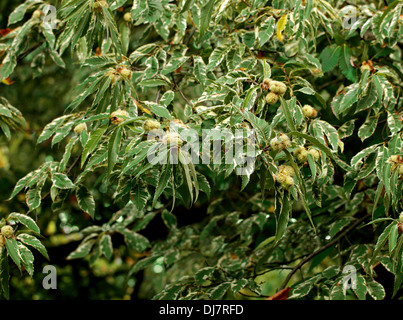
top-left (0, 0), bottom-right (403, 300)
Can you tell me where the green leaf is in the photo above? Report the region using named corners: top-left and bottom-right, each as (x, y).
top-left (339, 83), bottom-right (360, 116)
top-left (261, 59), bottom-right (271, 80)
top-left (179, 153), bottom-right (194, 204)
top-left (0, 249), bottom-right (9, 299)
top-left (153, 164), bottom-right (172, 207)
top-left (132, 0), bottom-right (162, 23)
top-left (51, 173), bottom-right (75, 189)
top-left (0, 122), bottom-right (11, 140)
top-left (389, 223), bottom-right (398, 255)
top-left (153, 284), bottom-right (183, 300)
top-left (392, 235), bottom-right (403, 297)
top-left (147, 102), bottom-right (173, 120)
top-left (314, 119), bottom-right (343, 152)
top-left (358, 113), bottom-right (379, 142)
top-left (377, 0), bottom-right (403, 30)
top-left (59, 136), bottom-right (79, 172)
top-left (356, 80), bottom-right (378, 113)
top-left (51, 121), bottom-right (75, 147)
top-left (387, 111), bottom-right (401, 135)
top-left (242, 86), bottom-right (259, 111)
top-left (16, 234), bottom-right (49, 260)
top-left (320, 45), bottom-right (341, 73)
top-left (350, 144), bottom-right (378, 167)
top-left (195, 267), bottom-right (216, 285)
top-left (162, 210), bottom-right (177, 229)
top-left (199, 0), bottom-right (216, 40)
top-left (0, 105), bottom-right (12, 118)
top-left (107, 127), bottom-right (122, 175)
top-left (353, 273), bottom-right (367, 300)
top-left (338, 119), bottom-right (355, 139)
top-left (99, 234), bottom-right (113, 260)
top-left (330, 282), bottom-right (346, 300)
top-left (131, 184), bottom-right (149, 211)
top-left (37, 115), bottom-right (72, 144)
top-left (76, 185), bottom-right (95, 219)
top-left (139, 79), bottom-right (170, 87)
top-left (66, 76), bottom-right (104, 111)
top-left (194, 56), bottom-right (207, 86)
top-left (258, 16), bottom-right (276, 47)
top-left (307, 153), bottom-right (317, 182)
top-left (17, 244), bottom-right (34, 277)
top-left (296, 87), bottom-right (315, 95)
top-left (49, 50), bottom-right (66, 68)
top-left (4, 237), bottom-right (21, 271)
top-left (9, 171), bottom-right (35, 199)
top-left (338, 45), bottom-right (356, 82)
top-left (159, 91), bottom-right (175, 107)
top-left (81, 124), bottom-right (108, 167)
top-left (120, 22), bottom-right (131, 55)
top-left (131, 212), bottom-right (157, 232)
top-left (366, 279), bottom-right (385, 300)
top-left (67, 239), bottom-right (95, 260)
top-left (289, 279), bottom-right (316, 299)
top-left (197, 173), bottom-right (211, 199)
top-left (26, 188), bottom-right (41, 211)
top-left (8, 2), bottom-right (29, 25)
top-left (0, 54), bottom-right (17, 81)
top-left (279, 96), bottom-right (296, 131)
top-left (181, 0), bottom-right (195, 12)
top-left (329, 217), bottom-right (353, 238)
top-left (161, 56), bottom-right (189, 75)
top-left (371, 223), bottom-right (395, 265)
top-left (231, 279), bottom-right (248, 294)
top-left (209, 282), bottom-right (231, 299)
top-left (41, 25), bottom-right (56, 49)
top-left (322, 266), bottom-right (339, 279)
top-left (129, 255), bottom-right (159, 275)
top-left (8, 213), bottom-right (40, 234)
top-left (119, 228), bottom-right (150, 252)
top-left (275, 192), bottom-right (291, 244)
top-left (207, 45), bottom-right (230, 70)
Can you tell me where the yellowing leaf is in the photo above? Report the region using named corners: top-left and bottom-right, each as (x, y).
top-left (132, 98), bottom-right (152, 115)
top-left (1, 77), bottom-right (14, 85)
top-left (276, 14), bottom-right (288, 42)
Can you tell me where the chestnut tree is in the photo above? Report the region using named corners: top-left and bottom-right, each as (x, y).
top-left (0, 0), bottom-right (403, 300)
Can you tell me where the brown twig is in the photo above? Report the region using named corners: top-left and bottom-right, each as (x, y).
top-left (184, 26), bottom-right (196, 46)
top-left (171, 74), bottom-right (194, 109)
top-left (241, 0), bottom-right (251, 7)
top-left (273, 62), bottom-right (293, 96)
top-left (66, 155), bottom-right (81, 175)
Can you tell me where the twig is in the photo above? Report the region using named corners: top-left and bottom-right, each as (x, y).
top-left (316, 77), bottom-right (343, 91)
top-left (184, 26), bottom-right (196, 46)
top-left (171, 74), bottom-right (194, 109)
top-left (279, 214), bottom-right (370, 290)
top-left (241, 0), bottom-right (251, 7)
top-left (67, 155), bottom-right (81, 175)
top-left (155, 88), bottom-right (161, 103)
top-left (275, 63), bottom-right (293, 97)
top-left (254, 266), bottom-right (294, 277)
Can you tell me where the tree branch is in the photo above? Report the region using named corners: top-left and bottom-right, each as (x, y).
top-left (279, 213), bottom-right (370, 290)
top-left (171, 74), bottom-right (194, 109)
